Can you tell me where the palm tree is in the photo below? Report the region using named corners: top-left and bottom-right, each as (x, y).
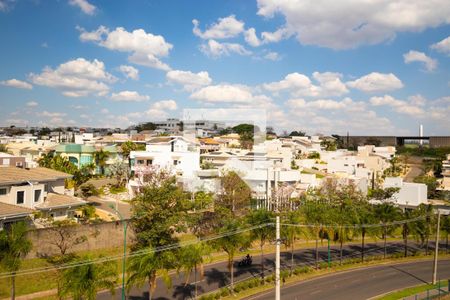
top-left (177, 243), bottom-right (211, 299)
top-left (246, 209), bottom-right (274, 279)
top-left (441, 215), bottom-right (450, 254)
top-left (402, 208), bottom-right (414, 258)
top-left (127, 249), bottom-right (174, 300)
top-left (93, 150), bottom-right (110, 175)
top-left (374, 202), bottom-right (401, 259)
top-left (0, 222), bottom-right (32, 300)
top-left (411, 204), bottom-right (434, 255)
top-left (59, 256), bottom-right (117, 300)
top-left (281, 210), bottom-right (304, 274)
top-left (357, 203), bottom-right (377, 262)
top-left (213, 218), bottom-right (248, 291)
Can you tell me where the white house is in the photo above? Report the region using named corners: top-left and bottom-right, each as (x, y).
top-left (382, 177), bottom-right (428, 207)
top-left (130, 136), bottom-right (200, 179)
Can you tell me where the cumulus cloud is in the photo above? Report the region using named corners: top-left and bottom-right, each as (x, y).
top-left (431, 36), bottom-right (450, 55)
top-left (256, 0), bottom-right (450, 49)
top-left (29, 58), bottom-right (115, 97)
top-left (346, 72), bottom-right (403, 92)
top-left (38, 111), bottom-right (67, 118)
top-left (192, 15), bottom-right (245, 40)
top-left (190, 84), bottom-right (266, 104)
top-left (68, 0), bottom-right (96, 15)
top-left (403, 50), bottom-right (437, 72)
top-left (78, 26), bottom-right (173, 71)
top-left (150, 99), bottom-right (177, 111)
top-left (370, 94), bottom-right (425, 116)
top-left (261, 27), bottom-right (292, 44)
top-left (0, 0), bottom-right (15, 12)
top-left (26, 101), bottom-right (38, 107)
top-left (263, 71), bottom-right (348, 97)
top-left (166, 70), bottom-right (212, 91)
top-left (110, 90), bottom-right (149, 102)
top-left (200, 39), bottom-right (251, 58)
top-left (1, 78), bottom-right (32, 89)
top-left (119, 65), bottom-right (139, 80)
top-left (244, 28), bottom-right (261, 47)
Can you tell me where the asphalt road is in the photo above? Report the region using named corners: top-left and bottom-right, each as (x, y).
top-left (247, 259), bottom-right (450, 300)
top-left (88, 195), bottom-right (132, 219)
top-left (97, 241), bottom-right (444, 300)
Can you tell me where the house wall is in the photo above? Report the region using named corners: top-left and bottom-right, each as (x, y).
top-left (26, 220), bottom-right (135, 258)
top-left (0, 183), bottom-right (46, 208)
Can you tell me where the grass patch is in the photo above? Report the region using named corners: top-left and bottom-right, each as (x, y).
top-left (376, 280), bottom-right (449, 300)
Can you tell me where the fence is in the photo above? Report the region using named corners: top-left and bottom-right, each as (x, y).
top-left (403, 280), bottom-right (450, 300)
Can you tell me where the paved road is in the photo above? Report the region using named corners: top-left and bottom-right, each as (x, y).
top-left (248, 259), bottom-right (450, 300)
top-left (403, 156), bottom-right (423, 183)
top-left (97, 241), bottom-right (443, 299)
top-left (88, 195), bottom-right (132, 219)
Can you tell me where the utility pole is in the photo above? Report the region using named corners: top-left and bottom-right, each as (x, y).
top-left (275, 215), bottom-right (281, 300)
top-left (432, 210), bottom-right (441, 284)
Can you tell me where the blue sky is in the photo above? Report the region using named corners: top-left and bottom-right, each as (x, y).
top-left (0, 0), bottom-right (449, 135)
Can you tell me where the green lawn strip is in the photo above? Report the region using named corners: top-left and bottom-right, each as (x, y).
top-left (376, 280), bottom-right (448, 300)
top-left (200, 254), bottom-right (450, 300)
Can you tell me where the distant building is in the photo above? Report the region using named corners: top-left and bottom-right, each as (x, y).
top-left (441, 154), bottom-right (450, 191)
top-left (383, 177), bottom-right (428, 207)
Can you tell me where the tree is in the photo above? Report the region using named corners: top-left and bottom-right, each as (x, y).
top-left (127, 249), bottom-right (174, 300)
top-left (289, 131), bottom-right (306, 137)
top-left (217, 171), bottom-right (251, 216)
top-left (374, 202), bottom-right (401, 259)
top-left (38, 154), bottom-right (78, 175)
top-left (121, 141), bottom-right (140, 165)
top-left (320, 139), bottom-right (337, 151)
top-left (0, 144), bottom-right (8, 153)
top-left (213, 218), bottom-right (248, 291)
top-left (59, 257), bottom-right (117, 300)
top-left (109, 161), bottom-right (130, 187)
top-left (130, 175), bottom-right (190, 249)
top-left (0, 222), bottom-right (32, 300)
top-left (402, 209), bottom-right (413, 257)
top-left (43, 220), bottom-right (87, 256)
top-left (177, 243), bottom-right (211, 299)
top-left (365, 137), bottom-right (382, 147)
top-left (411, 204), bottom-right (434, 255)
top-left (356, 203), bottom-right (378, 262)
top-left (281, 210), bottom-right (304, 274)
top-left (93, 150), bottom-right (110, 175)
top-left (414, 175), bottom-right (438, 199)
top-left (441, 216), bottom-right (450, 254)
top-left (246, 209), bottom-right (275, 279)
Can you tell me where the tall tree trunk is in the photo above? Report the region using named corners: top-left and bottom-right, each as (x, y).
top-left (361, 230), bottom-right (365, 263)
top-left (194, 263), bottom-right (198, 300)
top-left (290, 240), bottom-right (294, 275)
top-left (404, 225), bottom-right (408, 258)
top-left (315, 234), bottom-right (319, 270)
top-left (10, 274), bottom-right (15, 300)
top-left (339, 227), bottom-right (343, 265)
top-left (383, 226), bottom-right (387, 259)
top-left (148, 277), bottom-right (153, 300)
top-left (230, 258), bottom-right (234, 291)
top-left (260, 243), bottom-right (264, 279)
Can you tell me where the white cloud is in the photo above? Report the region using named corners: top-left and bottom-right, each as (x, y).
top-left (263, 51), bottom-right (280, 61)
top-left (119, 65), bottom-right (139, 80)
top-left (0, 0), bottom-right (15, 12)
top-left (244, 28), bottom-right (261, 47)
top-left (100, 108), bottom-right (109, 114)
top-left (347, 72), bottom-right (403, 92)
top-left (403, 50), bottom-right (437, 72)
top-left (370, 95), bottom-right (425, 116)
top-left (1, 78), bottom-right (32, 89)
top-left (150, 99), bottom-right (178, 111)
top-left (110, 90), bottom-right (149, 102)
top-left (29, 58), bottom-right (115, 97)
top-left (190, 84), bottom-right (264, 104)
top-left (286, 98), bottom-right (355, 110)
top-left (193, 15), bottom-right (245, 40)
top-left (68, 0), bottom-right (96, 15)
top-left (200, 39), bottom-right (251, 58)
top-left (261, 27), bottom-right (292, 44)
top-left (256, 0), bottom-right (450, 49)
top-left (78, 26), bottom-right (173, 71)
top-left (38, 111), bottom-right (67, 118)
top-left (263, 71), bottom-right (348, 97)
top-left (166, 70), bottom-right (212, 91)
top-left (431, 36), bottom-right (450, 55)
top-left (26, 101), bottom-right (38, 107)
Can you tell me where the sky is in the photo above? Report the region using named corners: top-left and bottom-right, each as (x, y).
top-left (0, 0), bottom-right (449, 136)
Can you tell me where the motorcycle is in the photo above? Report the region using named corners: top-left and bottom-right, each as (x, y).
top-left (238, 254), bottom-right (252, 267)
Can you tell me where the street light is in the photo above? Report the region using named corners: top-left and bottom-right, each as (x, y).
top-left (109, 203), bottom-right (128, 300)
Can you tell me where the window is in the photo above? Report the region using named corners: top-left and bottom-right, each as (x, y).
top-left (16, 191), bottom-right (24, 204)
top-left (34, 190), bottom-right (42, 202)
top-left (0, 188), bottom-right (6, 196)
top-left (146, 160), bottom-right (153, 166)
top-left (173, 160), bottom-right (179, 166)
top-left (137, 160), bottom-right (145, 165)
top-left (3, 158), bottom-right (9, 166)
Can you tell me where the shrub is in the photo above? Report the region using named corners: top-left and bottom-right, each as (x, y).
top-left (79, 183), bottom-right (99, 198)
top-left (220, 288), bottom-right (230, 297)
